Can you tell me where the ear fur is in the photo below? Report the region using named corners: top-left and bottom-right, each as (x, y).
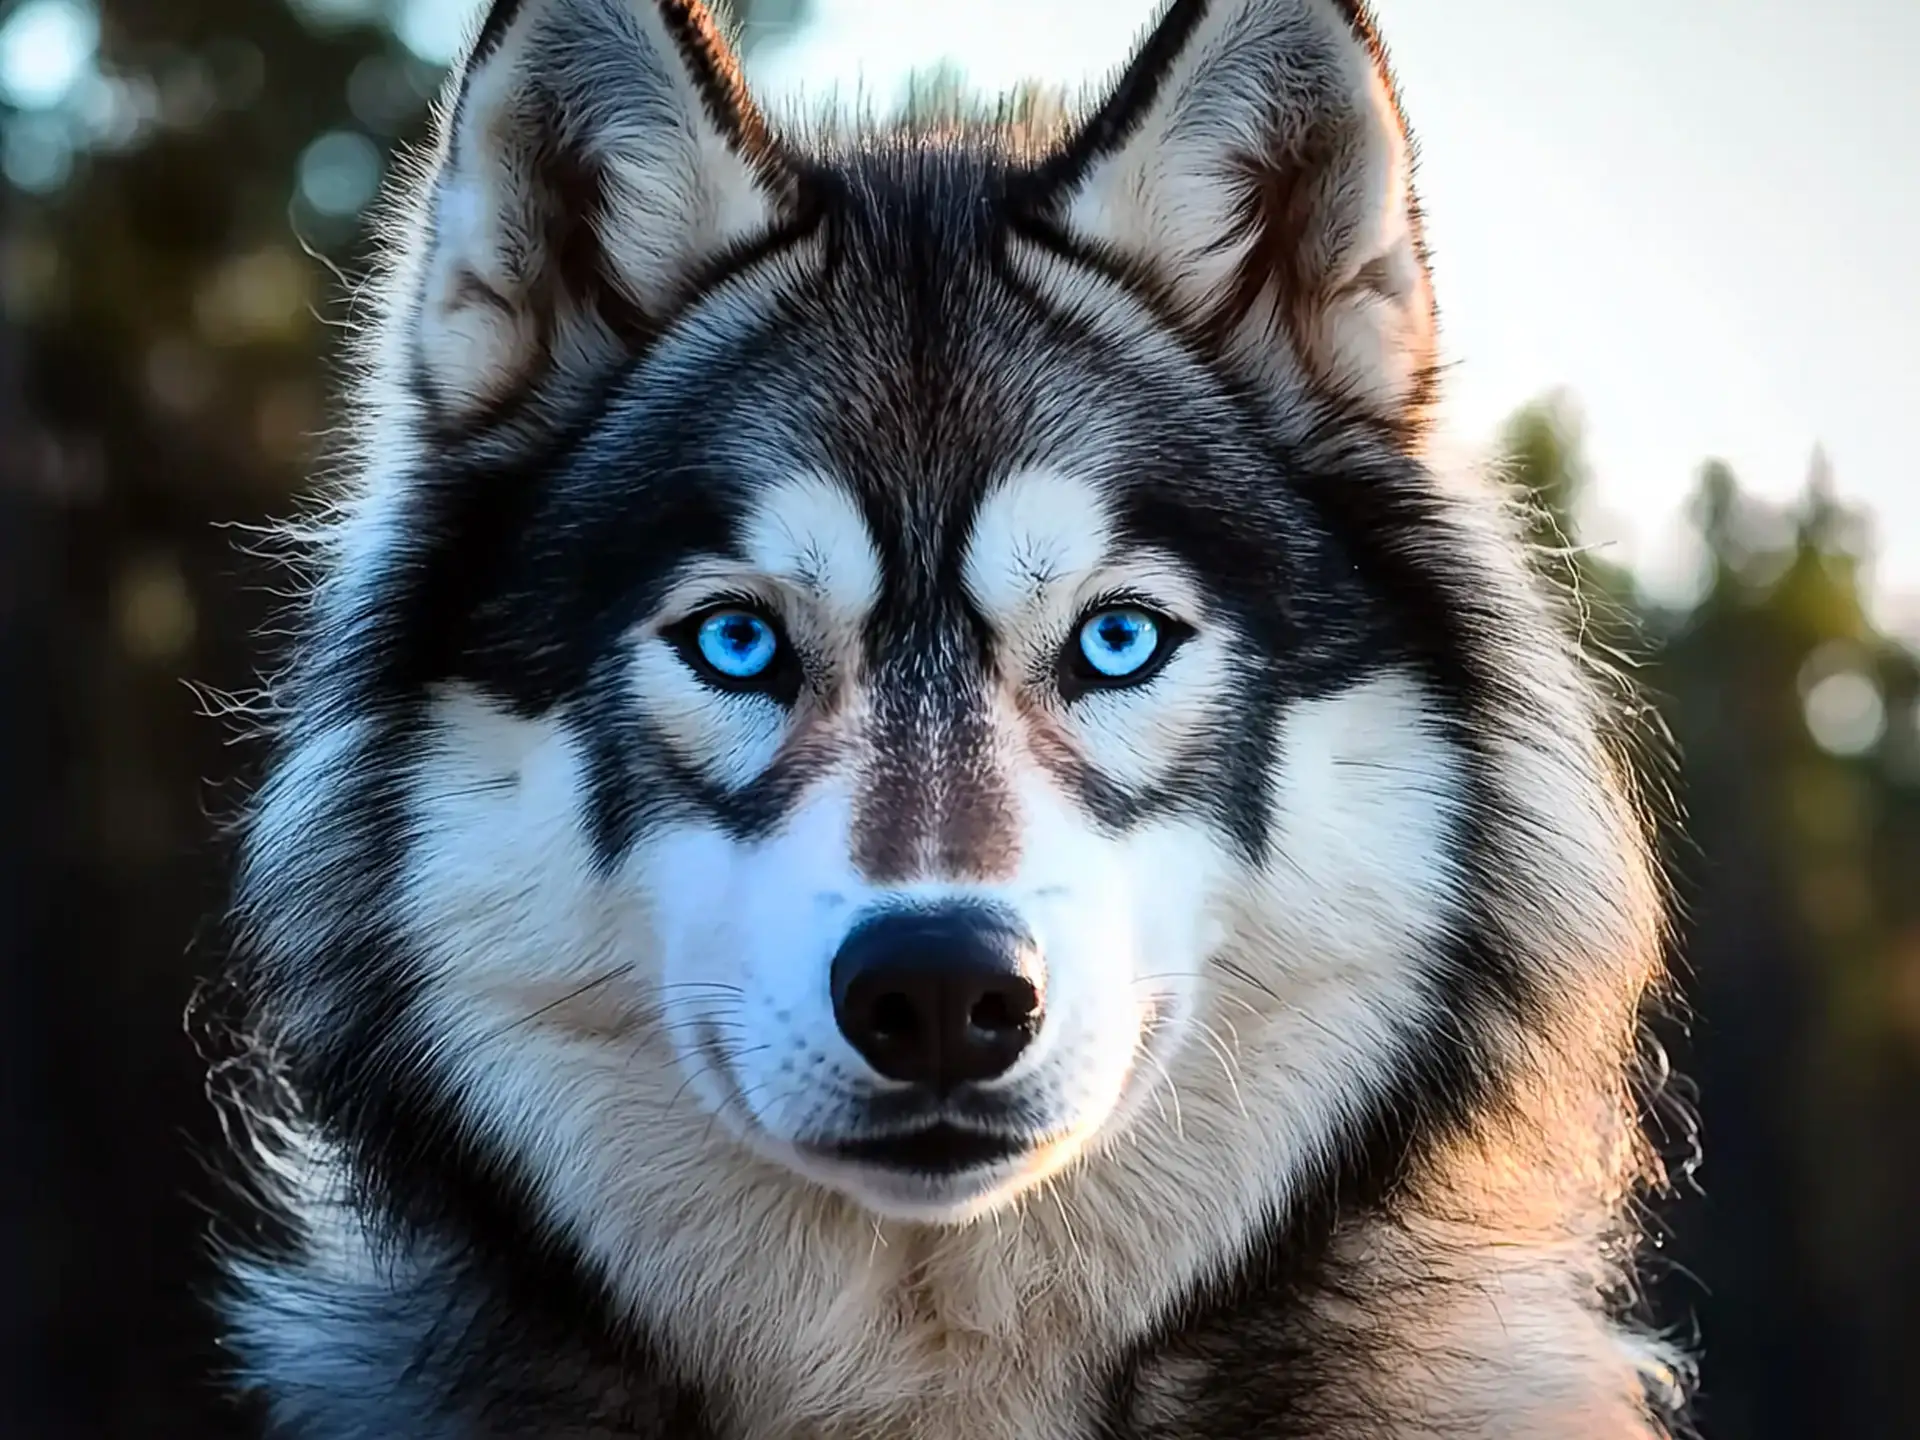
top-left (410, 0), bottom-right (794, 424)
top-left (1039, 0), bottom-right (1437, 428)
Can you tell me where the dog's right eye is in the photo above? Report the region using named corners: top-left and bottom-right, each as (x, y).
top-left (697, 610), bottom-right (778, 678)
top-left (665, 604), bottom-right (799, 700)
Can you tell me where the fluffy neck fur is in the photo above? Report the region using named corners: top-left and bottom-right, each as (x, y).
top-left (234, 1053), bottom-right (1682, 1440)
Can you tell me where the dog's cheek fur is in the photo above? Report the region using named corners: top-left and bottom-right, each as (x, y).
top-left (1104, 653), bottom-right (1684, 1436)
top-left (627, 639), bottom-right (791, 791)
top-left (639, 785), bottom-right (877, 1147)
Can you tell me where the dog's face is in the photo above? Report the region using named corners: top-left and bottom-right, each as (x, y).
top-left (633, 465), bottom-right (1227, 1218)
top-left (398, 177), bottom-right (1433, 1221)
top-left (245, 0), bottom-right (1642, 1244)
top-left (598, 266), bottom-right (1350, 1219)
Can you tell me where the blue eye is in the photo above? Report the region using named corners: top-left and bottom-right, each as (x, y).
top-left (1075, 606), bottom-right (1165, 682)
top-left (695, 609), bottom-right (779, 680)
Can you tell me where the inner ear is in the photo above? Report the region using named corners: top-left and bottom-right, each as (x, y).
top-left (407, 0), bottom-right (797, 428)
top-left (1025, 0), bottom-right (1437, 429)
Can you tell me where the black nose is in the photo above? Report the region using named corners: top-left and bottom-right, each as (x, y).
top-left (830, 906), bottom-right (1045, 1091)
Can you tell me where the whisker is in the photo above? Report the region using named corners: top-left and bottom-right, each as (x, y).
top-left (1213, 957), bottom-right (1357, 1049)
top-left (1195, 1019), bottom-right (1248, 1120)
top-left (474, 963), bottom-right (637, 1044)
top-left (1139, 1046), bottom-right (1184, 1142)
top-left (664, 1043), bottom-right (770, 1120)
top-left (1131, 970), bottom-right (1264, 1020)
top-left (1044, 1177), bottom-right (1083, 1269)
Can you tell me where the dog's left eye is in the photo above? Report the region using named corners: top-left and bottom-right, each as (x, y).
top-left (668, 602), bottom-right (802, 706)
top-left (667, 605), bottom-right (798, 700)
top-left (1066, 605), bottom-right (1185, 690)
top-left (695, 609), bottom-right (779, 678)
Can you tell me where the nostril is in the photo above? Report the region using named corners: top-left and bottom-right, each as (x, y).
top-left (968, 982), bottom-right (1037, 1037)
top-left (870, 992), bottom-right (919, 1042)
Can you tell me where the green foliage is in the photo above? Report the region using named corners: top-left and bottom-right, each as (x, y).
top-left (1493, 390), bottom-right (1645, 664)
top-left (721, 0), bottom-right (812, 56)
top-left (1499, 389), bottom-right (1593, 547)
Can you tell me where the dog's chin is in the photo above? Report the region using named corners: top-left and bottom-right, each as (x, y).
top-left (783, 1124), bottom-right (1087, 1225)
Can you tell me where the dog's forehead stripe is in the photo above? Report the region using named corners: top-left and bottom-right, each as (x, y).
top-left (851, 619), bottom-right (1021, 886)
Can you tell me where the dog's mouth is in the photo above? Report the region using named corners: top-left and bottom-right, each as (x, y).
top-left (693, 1022), bottom-right (1040, 1186)
top-left (814, 1123), bottom-right (1029, 1175)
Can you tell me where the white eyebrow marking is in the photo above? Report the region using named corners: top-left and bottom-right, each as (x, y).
top-left (962, 468), bottom-right (1116, 619)
top-left (739, 471), bottom-right (881, 618)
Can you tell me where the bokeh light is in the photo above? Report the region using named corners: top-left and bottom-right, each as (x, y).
top-left (296, 128), bottom-right (384, 218)
top-left (391, 0), bottom-right (473, 66)
top-left (0, 0), bottom-right (98, 110)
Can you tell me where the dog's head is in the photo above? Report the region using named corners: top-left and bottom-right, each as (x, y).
top-left (236, 0), bottom-right (1657, 1240)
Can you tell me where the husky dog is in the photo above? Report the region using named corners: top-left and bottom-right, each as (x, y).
top-left (212, 0), bottom-right (1693, 1434)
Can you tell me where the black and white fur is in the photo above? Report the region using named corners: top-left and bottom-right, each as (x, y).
top-left (211, 1), bottom-right (1693, 1434)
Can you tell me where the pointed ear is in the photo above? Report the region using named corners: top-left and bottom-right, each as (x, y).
top-left (407, 0), bottom-right (794, 424)
top-left (1040, 0), bottom-right (1436, 428)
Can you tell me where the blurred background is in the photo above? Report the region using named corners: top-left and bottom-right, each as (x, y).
top-left (2, 0), bottom-right (1916, 1435)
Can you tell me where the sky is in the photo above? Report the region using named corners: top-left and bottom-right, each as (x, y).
top-left (749, 0), bottom-right (1920, 631)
